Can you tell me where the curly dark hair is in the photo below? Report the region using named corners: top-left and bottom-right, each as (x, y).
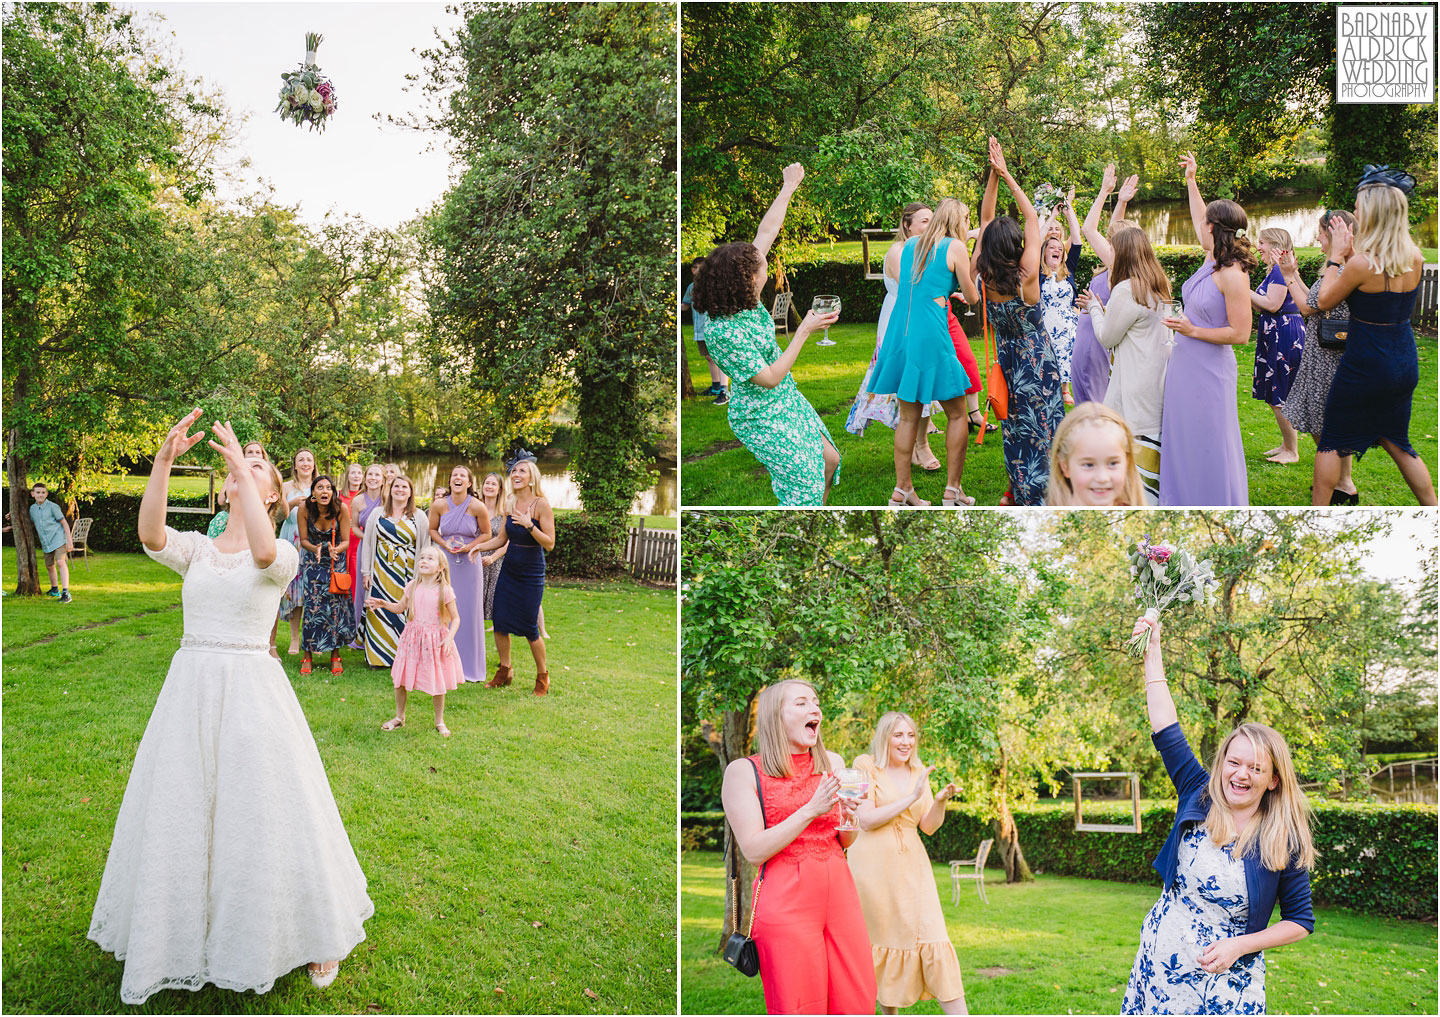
top-left (691, 242), bottom-right (763, 318)
top-left (1206, 199), bottom-right (1258, 272)
top-left (303, 474), bottom-right (342, 535)
top-left (974, 216), bottom-right (1024, 298)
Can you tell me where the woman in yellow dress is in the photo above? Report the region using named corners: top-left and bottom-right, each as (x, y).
top-left (849, 712), bottom-right (968, 1014)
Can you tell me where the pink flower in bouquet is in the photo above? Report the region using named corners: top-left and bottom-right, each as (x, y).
top-left (317, 82), bottom-right (332, 99)
top-left (1148, 545), bottom-right (1172, 563)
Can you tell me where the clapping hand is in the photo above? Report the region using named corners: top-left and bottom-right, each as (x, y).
top-left (807, 773), bottom-right (841, 820)
top-left (782, 162), bottom-right (805, 188)
top-left (1328, 216), bottom-right (1355, 259)
top-left (911, 765), bottom-right (937, 802)
top-left (1117, 174), bottom-right (1139, 203)
top-left (158, 408), bottom-right (207, 464)
top-left (1075, 288), bottom-right (1094, 311)
top-left (936, 781), bottom-right (959, 803)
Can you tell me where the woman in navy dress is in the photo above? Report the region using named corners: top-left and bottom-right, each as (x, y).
top-left (1313, 166), bottom-right (1437, 505)
top-left (474, 452), bottom-right (555, 696)
top-left (1249, 228), bottom-right (1306, 465)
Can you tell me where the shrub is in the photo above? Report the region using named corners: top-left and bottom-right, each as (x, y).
top-left (547, 513), bottom-right (627, 578)
top-left (680, 799), bottom-right (1438, 919)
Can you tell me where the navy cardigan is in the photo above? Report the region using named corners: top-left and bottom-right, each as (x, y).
top-left (1150, 722), bottom-right (1315, 940)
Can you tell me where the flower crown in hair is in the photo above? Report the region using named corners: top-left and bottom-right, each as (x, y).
top-left (1357, 164), bottom-right (1415, 195)
top-left (504, 448), bottom-right (538, 472)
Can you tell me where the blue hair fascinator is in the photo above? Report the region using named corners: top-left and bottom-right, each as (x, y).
top-left (1357, 164), bottom-right (1415, 195)
top-left (504, 447), bottom-right (538, 472)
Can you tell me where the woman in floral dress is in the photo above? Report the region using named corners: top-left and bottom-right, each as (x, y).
top-left (1249, 228), bottom-right (1306, 465)
top-left (1038, 188), bottom-right (1083, 406)
top-left (296, 475), bottom-right (356, 674)
top-left (693, 163), bottom-right (841, 506)
top-left (974, 136), bottom-right (1063, 505)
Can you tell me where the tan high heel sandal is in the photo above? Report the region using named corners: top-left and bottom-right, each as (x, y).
top-left (942, 486), bottom-right (976, 507)
top-left (888, 486), bottom-right (931, 508)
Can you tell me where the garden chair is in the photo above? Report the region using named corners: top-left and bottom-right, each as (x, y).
top-left (71, 518), bottom-right (94, 569)
top-left (771, 291), bottom-right (793, 337)
top-left (950, 838), bottom-right (993, 905)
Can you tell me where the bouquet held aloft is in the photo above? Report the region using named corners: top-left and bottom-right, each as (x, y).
top-left (1123, 538), bottom-right (1219, 659)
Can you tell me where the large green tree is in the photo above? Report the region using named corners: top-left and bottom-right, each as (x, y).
top-left (417, 2), bottom-right (675, 562)
top-left (2, 3), bottom-right (230, 592)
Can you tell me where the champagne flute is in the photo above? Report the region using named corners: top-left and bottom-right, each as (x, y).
top-left (812, 294), bottom-right (841, 346)
top-left (834, 767), bottom-right (871, 831)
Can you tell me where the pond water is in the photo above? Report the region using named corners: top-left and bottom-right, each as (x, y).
top-left (1125, 194), bottom-right (1439, 249)
top-left (333, 454), bottom-right (676, 518)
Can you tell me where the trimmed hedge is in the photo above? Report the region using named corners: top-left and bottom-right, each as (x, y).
top-left (769, 248), bottom-right (1330, 331)
top-left (682, 798), bottom-right (1438, 920)
top-left (3, 491), bottom-right (638, 580)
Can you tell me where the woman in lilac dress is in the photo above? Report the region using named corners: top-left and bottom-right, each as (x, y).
top-left (1250, 228), bottom-right (1306, 465)
top-left (426, 465), bottom-right (491, 682)
top-left (1072, 165), bottom-right (1139, 405)
top-left (1158, 152), bottom-right (1254, 506)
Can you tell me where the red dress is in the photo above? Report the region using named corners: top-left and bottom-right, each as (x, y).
top-left (947, 306), bottom-right (982, 396)
top-left (750, 752), bottom-right (877, 1015)
top-left (340, 489), bottom-right (361, 606)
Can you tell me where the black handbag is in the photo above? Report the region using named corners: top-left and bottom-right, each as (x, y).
top-left (1317, 316), bottom-right (1350, 351)
top-left (722, 759), bottom-right (766, 977)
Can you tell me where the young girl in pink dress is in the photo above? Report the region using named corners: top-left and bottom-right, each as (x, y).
top-left (367, 546), bottom-right (464, 738)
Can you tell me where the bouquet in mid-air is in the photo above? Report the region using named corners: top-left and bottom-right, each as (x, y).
top-left (1031, 182), bottom-right (1064, 216)
top-left (276, 32), bottom-right (336, 132)
top-left (1123, 537), bottom-right (1219, 659)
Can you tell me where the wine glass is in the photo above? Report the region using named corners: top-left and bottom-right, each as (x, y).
top-left (834, 767), bottom-right (871, 831)
top-left (812, 294), bottom-right (841, 346)
top-left (1159, 297), bottom-right (1185, 347)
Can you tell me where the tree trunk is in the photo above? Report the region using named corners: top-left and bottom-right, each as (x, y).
top-left (705, 696), bottom-right (759, 950)
top-left (992, 744), bottom-right (1034, 883)
top-left (6, 445), bottom-right (41, 595)
top-left (680, 335), bottom-right (695, 400)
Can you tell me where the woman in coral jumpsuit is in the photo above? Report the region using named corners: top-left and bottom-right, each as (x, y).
top-left (720, 680), bottom-right (877, 1015)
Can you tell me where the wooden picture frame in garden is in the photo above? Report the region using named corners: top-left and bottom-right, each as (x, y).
top-left (165, 464), bottom-right (215, 515)
top-left (1072, 771), bottom-right (1142, 834)
top-left (860, 228), bottom-right (892, 281)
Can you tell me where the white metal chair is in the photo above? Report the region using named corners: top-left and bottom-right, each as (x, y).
top-left (71, 517), bottom-right (94, 569)
top-left (950, 838), bottom-right (994, 905)
top-left (771, 291), bottom-right (793, 336)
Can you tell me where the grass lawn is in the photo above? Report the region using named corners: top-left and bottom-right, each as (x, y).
top-left (680, 323), bottom-right (1440, 507)
top-left (2, 553), bottom-right (677, 1014)
top-left (681, 851), bottom-right (1437, 1015)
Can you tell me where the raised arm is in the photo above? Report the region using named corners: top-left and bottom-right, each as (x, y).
top-left (722, 758), bottom-right (840, 866)
top-left (208, 420), bottom-right (277, 567)
top-left (139, 408), bottom-right (207, 552)
top-left (1112, 172), bottom-right (1138, 228)
top-left (1083, 164), bottom-right (1118, 267)
top-left (979, 151), bottom-right (1000, 234)
top-left (1063, 186), bottom-right (1082, 252)
top-left (989, 140), bottom-right (1042, 304)
top-left (1181, 152), bottom-right (1210, 254)
top-left (752, 163), bottom-right (805, 260)
top-left (945, 205), bottom-right (980, 303)
top-left (1135, 615), bottom-right (1178, 732)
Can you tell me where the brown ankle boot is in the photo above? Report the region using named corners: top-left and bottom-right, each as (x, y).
top-left (486, 663), bottom-right (512, 688)
top-left (533, 670), bottom-right (550, 696)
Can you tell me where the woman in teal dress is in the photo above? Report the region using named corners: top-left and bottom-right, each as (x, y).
top-left (869, 199), bottom-right (978, 506)
top-left (693, 163), bottom-right (842, 506)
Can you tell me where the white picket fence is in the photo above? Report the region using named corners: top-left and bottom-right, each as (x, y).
top-left (625, 525), bottom-right (677, 584)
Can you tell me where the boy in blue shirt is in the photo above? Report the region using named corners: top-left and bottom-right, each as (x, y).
top-left (29, 483), bottom-right (74, 602)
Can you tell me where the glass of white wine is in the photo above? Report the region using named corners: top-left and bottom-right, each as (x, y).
top-left (812, 294), bottom-right (841, 346)
top-left (1159, 297), bottom-right (1185, 347)
top-left (834, 767), bottom-right (871, 831)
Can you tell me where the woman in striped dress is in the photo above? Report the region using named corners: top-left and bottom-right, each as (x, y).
top-left (358, 474), bottom-right (429, 668)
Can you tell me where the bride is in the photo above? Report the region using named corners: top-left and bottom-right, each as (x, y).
top-left (87, 410), bottom-right (373, 1003)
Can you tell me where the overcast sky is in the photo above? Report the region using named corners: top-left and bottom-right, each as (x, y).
top-left (144, 3), bottom-right (459, 229)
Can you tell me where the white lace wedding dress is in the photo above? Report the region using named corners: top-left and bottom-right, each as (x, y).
top-left (88, 528), bottom-right (374, 1004)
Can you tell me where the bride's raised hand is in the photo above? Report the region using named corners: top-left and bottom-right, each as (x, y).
top-left (158, 408), bottom-right (207, 464)
top-left (207, 419), bottom-right (247, 475)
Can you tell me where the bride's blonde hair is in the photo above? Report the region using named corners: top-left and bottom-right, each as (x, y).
top-left (1203, 723), bottom-right (1315, 871)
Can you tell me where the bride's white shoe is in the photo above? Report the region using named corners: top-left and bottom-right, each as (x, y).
top-left (308, 961), bottom-right (340, 989)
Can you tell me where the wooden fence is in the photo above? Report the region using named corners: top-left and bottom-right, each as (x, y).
top-left (625, 525), bottom-right (677, 584)
top-left (1417, 263), bottom-right (1438, 331)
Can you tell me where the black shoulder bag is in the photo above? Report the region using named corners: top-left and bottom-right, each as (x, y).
top-left (721, 758), bottom-right (766, 977)
top-left (1317, 316), bottom-right (1350, 351)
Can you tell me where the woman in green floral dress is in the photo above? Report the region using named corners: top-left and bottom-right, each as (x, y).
top-left (694, 164), bottom-right (842, 505)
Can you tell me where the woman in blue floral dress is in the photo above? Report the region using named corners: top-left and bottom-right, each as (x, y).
top-left (693, 163), bottom-right (841, 505)
top-left (1249, 228), bottom-right (1306, 465)
top-left (1038, 188), bottom-right (1084, 406)
top-left (1123, 614), bottom-right (1316, 1015)
top-left (973, 136), bottom-right (1064, 505)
